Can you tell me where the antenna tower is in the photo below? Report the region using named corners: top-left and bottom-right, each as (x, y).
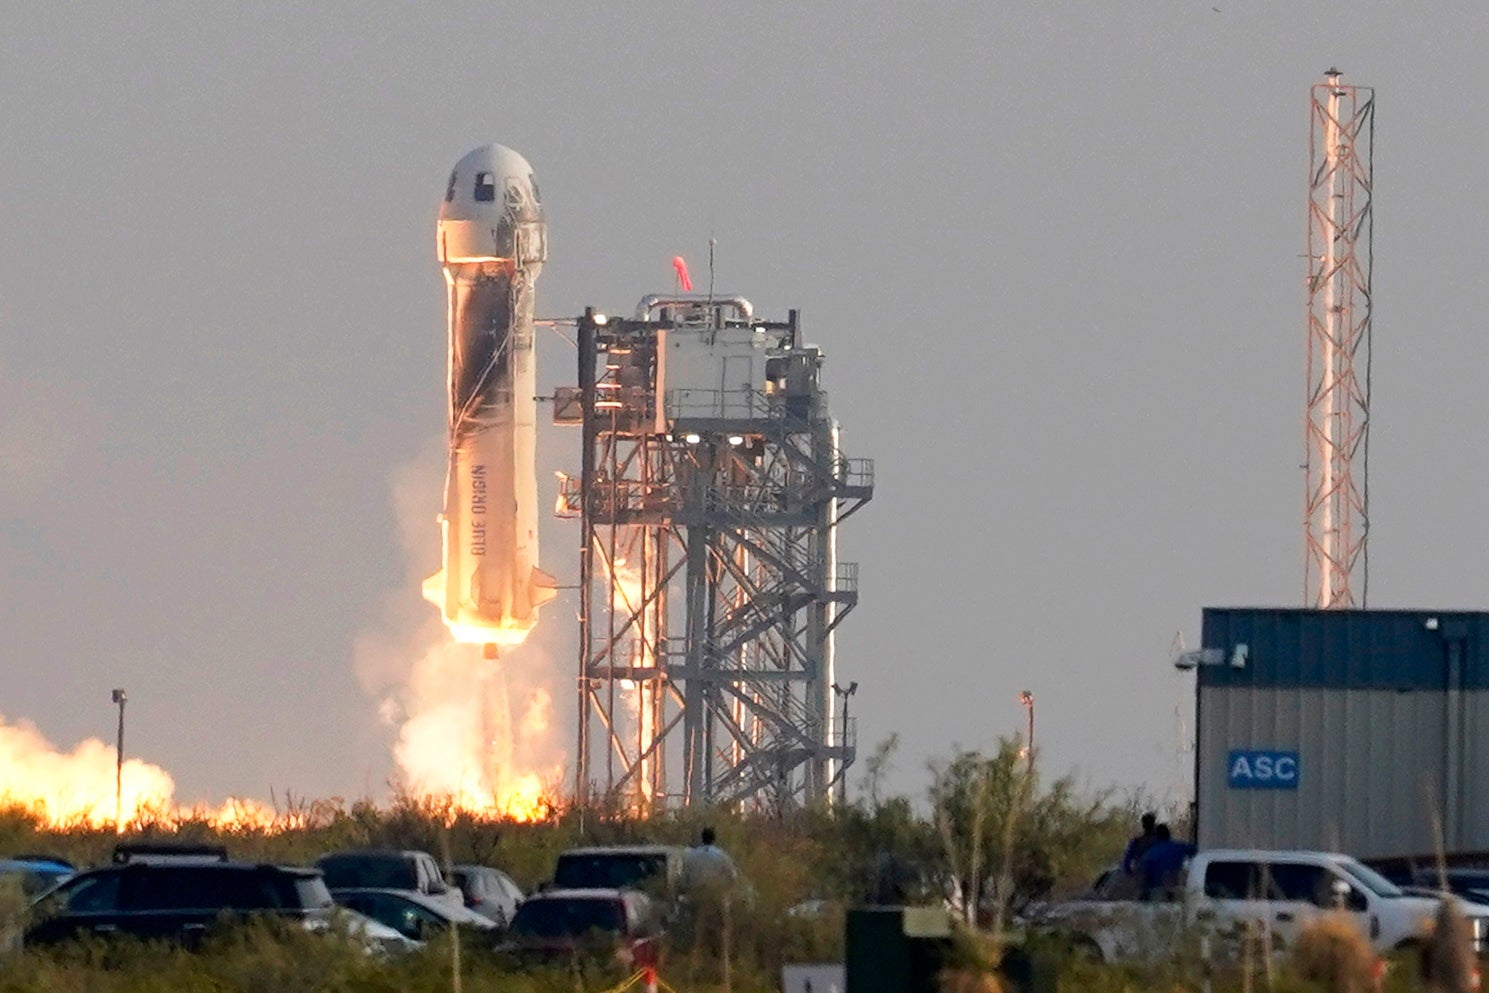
top-left (1305, 68), bottom-right (1374, 608)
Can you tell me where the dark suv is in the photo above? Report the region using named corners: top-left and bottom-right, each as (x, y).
top-left (25, 858), bottom-right (336, 947)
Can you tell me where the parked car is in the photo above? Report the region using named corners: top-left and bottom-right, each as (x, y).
top-left (451, 864), bottom-right (524, 927)
top-left (315, 850), bottom-right (462, 911)
top-left (503, 888), bottom-right (660, 968)
top-left (1380, 866), bottom-right (1489, 904)
top-left (330, 887), bottom-right (497, 944)
top-left (112, 842), bottom-right (230, 865)
top-left (24, 858), bottom-right (342, 948)
top-left (549, 846), bottom-right (683, 897)
top-left (317, 907), bottom-right (422, 955)
top-left (1034, 848), bottom-right (1489, 963)
top-left (0, 857), bottom-right (74, 897)
top-left (9, 853), bottom-right (75, 868)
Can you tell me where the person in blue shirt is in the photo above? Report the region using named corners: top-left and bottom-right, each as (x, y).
top-left (1121, 812), bottom-right (1158, 877)
top-left (1139, 824), bottom-right (1196, 901)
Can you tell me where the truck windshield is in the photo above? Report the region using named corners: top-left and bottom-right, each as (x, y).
top-left (318, 856), bottom-right (418, 890)
top-left (553, 854), bottom-right (664, 891)
top-left (1337, 859), bottom-right (1404, 898)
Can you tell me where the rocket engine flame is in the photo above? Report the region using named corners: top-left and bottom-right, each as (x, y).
top-left (381, 631), bottom-right (561, 822)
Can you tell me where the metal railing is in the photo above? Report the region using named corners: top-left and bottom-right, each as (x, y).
top-left (665, 387), bottom-right (829, 423)
top-left (833, 562), bottom-right (859, 593)
top-left (836, 715), bottom-right (858, 751)
top-left (557, 476), bottom-right (675, 517)
top-left (559, 457), bottom-right (872, 521)
top-left (836, 457), bottom-right (874, 489)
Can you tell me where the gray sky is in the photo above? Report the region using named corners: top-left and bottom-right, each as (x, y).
top-left (4, 2), bottom-right (1488, 807)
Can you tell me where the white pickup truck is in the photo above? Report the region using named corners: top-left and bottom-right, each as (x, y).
top-left (1035, 849), bottom-right (1489, 963)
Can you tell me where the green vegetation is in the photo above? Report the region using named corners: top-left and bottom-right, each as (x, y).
top-left (0, 738), bottom-right (1460, 992)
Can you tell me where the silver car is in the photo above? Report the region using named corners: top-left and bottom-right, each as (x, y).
top-left (330, 888), bottom-right (497, 944)
top-left (315, 850), bottom-right (463, 912)
top-left (452, 864), bottom-right (524, 927)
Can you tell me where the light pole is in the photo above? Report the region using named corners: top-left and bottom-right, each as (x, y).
top-left (111, 688), bottom-right (127, 832)
top-left (831, 681), bottom-right (858, 805)
top-left (1018, 690), bottom-right (1034, 775)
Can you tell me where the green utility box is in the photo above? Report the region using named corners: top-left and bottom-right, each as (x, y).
top-left (846, 907), bottom-right (1057, 993)
top-left (997, 943), bottom-right (1058, 993)
top-left (845, 907), bottom-right (953, 993)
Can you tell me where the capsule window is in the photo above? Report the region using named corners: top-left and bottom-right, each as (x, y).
top-left (474, 172), bottom-right (496, 202)
top-left (445, 171), bottom-right (458, 202)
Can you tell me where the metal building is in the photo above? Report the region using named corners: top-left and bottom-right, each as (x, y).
top-left (554, 296), bottom-right (873, 810)
top-left (1192, 607), bottom-right (1489, 859)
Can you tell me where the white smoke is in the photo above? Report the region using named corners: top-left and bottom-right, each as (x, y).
top-left (0, 356), bottom-right (104, 507)
top-left (0, 352), bottom-right (169, 826)
top-left (354, 435), bottom-right (563, 812)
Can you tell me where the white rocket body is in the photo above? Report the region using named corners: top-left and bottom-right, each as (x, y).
top-left (424, 144), bottom-right (556, 648)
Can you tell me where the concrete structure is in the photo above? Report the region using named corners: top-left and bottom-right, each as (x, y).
top-left (1193, 607), bottom-right (1489, 859)
top-left (555, 297), bottom-right (873, 810)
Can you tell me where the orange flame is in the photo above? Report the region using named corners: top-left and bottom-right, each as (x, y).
top-left (0, 714), bottom-right (291, 830)
top-left (608, 553), bottom-right (659, 806)
top-left (0, 635), bottom-right (562, 829)
top-left (0, 701), bottom-right (556, 831)
top-left (383, 631), bottom-right (562, 822)
top-left (1, 433), bottom-right (568, 831)
top-left (0, 713), bottom-right (173, 828)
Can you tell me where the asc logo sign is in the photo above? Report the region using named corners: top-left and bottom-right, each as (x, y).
top-left (1227, 750), bottom-right (1299, 790)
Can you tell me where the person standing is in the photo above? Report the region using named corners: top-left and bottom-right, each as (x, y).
top-left (681, 827), bottom-right (739, 893)
top-left (1122, 812), bottom-right (1158, 877)
top-left (681, 827), bottom-right (740, 988)
top-left (1138, 824), bottom-right (1196, 901)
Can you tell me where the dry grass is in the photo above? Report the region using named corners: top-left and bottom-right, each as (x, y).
top-left (939, 968), bottom-right (1008, 993)
top-left (0, 876), bottom-right (28, 955)
top-left (0, 758), bottom-right (1149, 993)
top-left (1422, 897), bottom-right (1476, 993)
top-left (1288, 912), bottom-right (1378, 993)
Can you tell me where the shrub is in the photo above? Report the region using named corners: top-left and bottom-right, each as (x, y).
top-left (1422, 897), bottom-right (1476, 993)
top-left (0, 875), bottom-right (27, 955)
top-left (1289, 912), bottom-right (1378, 993)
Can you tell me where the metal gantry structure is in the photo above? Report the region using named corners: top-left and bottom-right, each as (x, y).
top-left (555, 296), bottom-right (873, 811)
top-left (1304, 68), bottom-right (1374, 609)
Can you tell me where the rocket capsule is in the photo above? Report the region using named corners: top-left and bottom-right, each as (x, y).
top-left (424, 144), bottom-right (557, 647)
top-left (436, 144), bottom-right (547, 266)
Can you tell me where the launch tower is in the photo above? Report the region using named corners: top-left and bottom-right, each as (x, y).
top-left (556, 297), bottom-right (873, 810)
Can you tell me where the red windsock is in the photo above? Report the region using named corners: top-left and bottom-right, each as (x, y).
top-left (672, 255), bottom-right (693, 292)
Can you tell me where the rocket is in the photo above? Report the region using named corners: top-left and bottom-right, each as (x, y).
top-left (423, 144), bottom-right (557, 653)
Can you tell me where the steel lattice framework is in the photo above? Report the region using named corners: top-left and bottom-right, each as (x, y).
top-left (1305, 69), bottom-right (1374, 609)
top-left (556, 298), bottom-right (872, 810)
